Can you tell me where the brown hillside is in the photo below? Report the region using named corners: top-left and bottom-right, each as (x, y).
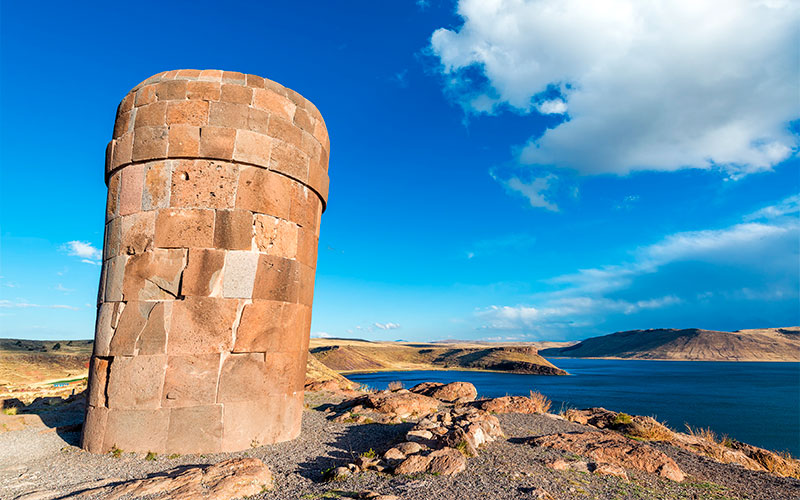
top-left (309, 338), bottom-right (567, 375)
top-left (539, 327), bottom-right (800, 361)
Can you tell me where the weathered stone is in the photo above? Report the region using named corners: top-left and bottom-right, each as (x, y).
top-left (594, 463), bottom-right (629, 481)
top-left (121, 249), bottom-right (186, 301)
top-left (168, 297), bottom-right (239, 355)
top-left (142, 161), bottom-right (171, 210)
top-left (119, 211), bottom-right (155, 255)
top-left (182, 248), bottom-right (225, 296)
top-left (222, 250), bottom-right (259, 298)
top-left (119, 164), bottom-right (144, 216)
top-left (163, 354), bottom-right (221, 407)
top-left (427, 447), bottom-right (467, 475)
top-left (106, 355), bottom-right (167, 409)
top-left (254, 214), bottom-right (298, 258)
top-left (235, 166), bottom-right (293, 218)
top-left (252, 254), bottom-right (300, 303)
top-left (166, 405), bottom-right (223, 454)
top-left (393, 455), bottom-right (431, 475)
top-left (154, 208), bottom-right (215, 248)
top-left (214, 209), bottom-right (253, 250)
top-left (170, 159), bottom-right (238, 209)
top-left (70, 458), bottom-right (272, 499)
top-left (87, 357), bottom-right (110, 407)
top-left (412, 381), bottom-right (477, 402)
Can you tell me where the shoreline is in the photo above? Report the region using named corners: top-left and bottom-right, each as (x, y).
top-left (542, 356), bottom-right (800, 363)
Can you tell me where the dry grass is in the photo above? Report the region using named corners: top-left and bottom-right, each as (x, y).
top-left (387, 381), bottom-right (404, 391)
top-left (686, 425), bottom-right (733, 447)
top-left (528, 391), bottom-right (552, 414)
top-left (626, 416), bottom-right (674, 441)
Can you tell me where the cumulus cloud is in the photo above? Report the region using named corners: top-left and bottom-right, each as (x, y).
top-left (492, 170), bottom-right (560, 210)
top-left (311, 331), bottom-right (333, 338)
top-left (61, 241), bottom-right (102, 264)
top-left (430, 0), bottom-right (799, 178)
top-left (477, 196), bottom-right (799, 336)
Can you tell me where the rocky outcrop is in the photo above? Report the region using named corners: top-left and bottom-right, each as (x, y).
top-left (478, 395), bottom-right (545, 414)
top-left (531, 431), bottom-right (685, 482)
top-left (66, 458), bottom-right (272, 499)
top-left (410, 381), bottom-right (477, 402)
top-left (328, 389), bottom-right (441, 423)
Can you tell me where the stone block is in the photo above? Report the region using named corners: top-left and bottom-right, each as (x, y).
top-left (135, 84), bottom-right (157, 107)
top-left (168, 297), bottom-right (239, 355)
top-left (182, 248), bottom-right (225, 296)
top-left (134, 102), bottom-right (167, 128)
top-left (254, 214), bottom-right (298, 258)
top-left (298, 263), bottom-right (316, 307)
top-left (308, 163), bottom-right (329, 204)
top-left (187, 80), bottom-right (221, 101)
top-left (176, 69), bottom-right (201, 78)
top-left (209, 101), bottom-right (249, 129)
top-left (221, 395), bottom-right (302, 451)
top-left (119, 164), bottom-right (144, 216)
top-left (314, 118), bottom-right (330, 152)
top-left (199, 69), bottom-right (224, 81)
top-left (252, 255), bottom-right (300, 303)
top-left (111, 133), bottom-right (133, 171)
top-left (170, 159), bottom-right (238, 209)
top-left (214, 209), bottom-right (253, 250)
top-left (94, 302), bottom-right (123, 356)
top-left (293, 107), bottom-right (314, 133)
top-left (110, 301), bottom-right (156, 355)
top-left (142, 161), bottom-right (171, 210)
top-left (166, 405), bottom-right (223, 454)
top-left (168, 124), bottom-right (200, 156)
top-left (154, 208), bottom-right (215, 248)
top-left (104, 217), bottom-right (121, 259)
top-left (104, 255), bottom-right (128, 302)
top-left (247, 107), bottom-right (269, 134)
top-left (106, 171), bottom-right (120, 221)
top-left (87, 357), bottom-right (110, 407)
top-left (81, 406), bottom-right (109, 453)
top-left (222, 71), bottom-right (246, 84)
top-left (264, 351), bottom-right (306, 394)
top-left (113, 109), bottom-right (132, 139)
top-left (253, 88), bottom-right (296, 120)
top-left (289, 185), bottom-right (321, 230)
top-left (221, 84), bottom-right (253, 105)
top-left (119, 210), bottom-right (155, 255)
top-left (222, 250), bottom-right (259, 298)
top-left (104, 408), bottom-right (169, 454)
top-left (156, 80), bottom-right (187, 101)
top-left (270, 140), bottom-right (309, 183)
top-left (233, 129), bottom-right (272, 165)
top-left (122, 249), bottom-right (186, 301)
top-left (268, 117), bottom-right (303, 149)
top-left (167, 100), bottom-right (209, 126)
top-left (118, 92), bottom-right (135, 114)
top-left (106, 354), bottom-right (167, 409)
top-left (137, 301), bottom-right (170, 355)
top-left (296, 229), bottom-right (317, 267)
top-left (232, 300), bottom-right (288, 353)
top-left (235, 167), bottom-right (292, 219)
top-left (162, 354), bottom-right (221, 407)
top-left (132, 126), bottom-right (168, 162)
top-left (199, 126), bottom-right (236, 160)
top-left (246, 73), bottom-right (265, 88)
top-left (217, 353), bottom-right (268, 402)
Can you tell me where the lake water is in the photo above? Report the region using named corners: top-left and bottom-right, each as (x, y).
top-left (347, 359), bottom-right (800, 456)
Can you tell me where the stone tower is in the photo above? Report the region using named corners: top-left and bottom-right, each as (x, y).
top-left (82, 70), bottom-right (329, 454)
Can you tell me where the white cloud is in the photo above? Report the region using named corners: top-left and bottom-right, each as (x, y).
top-left (55, 284), bottom-right (75, 293)
top-left (0, 300), bottom-right (80, 311)
top-left (431, 0), bottom-right (799, 177)
top-left (374, 322), bottom-right (401, 330)
top-left (477, 196), bottom-right (799, 335)
top-left (311, 331), bottom-right (333, 338)
top-left (493, 172), bottom-right (559, 211)
top-left (62, 241), bottom-right (102, 264)
top-left (744, 194), bottom-right (800, 221)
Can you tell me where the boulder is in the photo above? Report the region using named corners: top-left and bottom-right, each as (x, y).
top-left (68, 458), bottom-right (272, 499)
top-left (531, 431), bottom-right (685, 482)
top-left (593, 463), bottom-right (629, 481)
top-left (363, 391), bottom-right (440, 418)
top-left (426, 447), bottom-right (467, 475)
top-left (425, 382), bottom-right (478, 402)
top-left (478, 396), bottom-right (544, 414)
top-left (394, 454), bottom-right (432, 475)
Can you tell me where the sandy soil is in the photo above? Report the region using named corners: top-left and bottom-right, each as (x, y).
top-left (1, 392), bottom-right (798, 500)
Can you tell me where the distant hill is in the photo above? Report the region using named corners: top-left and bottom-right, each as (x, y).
top-left (0, 338), bottom-right (93, 387)
top-left (309, 338), bottom-right (568, 375)
top-left (539, 327), bottom-right (800, 362)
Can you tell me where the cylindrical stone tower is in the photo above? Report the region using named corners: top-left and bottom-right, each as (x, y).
top-left (82, 70), bottom-right (329, 454)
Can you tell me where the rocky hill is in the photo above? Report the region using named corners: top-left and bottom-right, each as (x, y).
top-left (309, 338), bottom-right (568, 375)
top-left (539, 327), bottom-right (800, 361)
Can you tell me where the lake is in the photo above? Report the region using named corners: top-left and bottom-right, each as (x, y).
top-left (347, 358), bottom-right (800, 456)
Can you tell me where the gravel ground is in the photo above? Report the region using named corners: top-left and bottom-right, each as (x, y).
top-left (1, 392), bottom-right (798, 500)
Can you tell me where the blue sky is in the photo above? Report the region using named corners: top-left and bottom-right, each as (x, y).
top-left (1, 0), bottom-right (798, 342)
